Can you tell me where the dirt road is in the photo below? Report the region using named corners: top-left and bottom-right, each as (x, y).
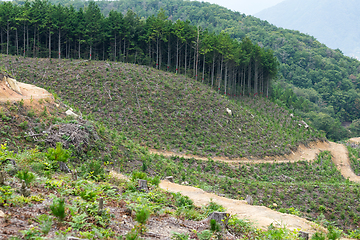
top-left (150, 140), bottom-right (360, 183)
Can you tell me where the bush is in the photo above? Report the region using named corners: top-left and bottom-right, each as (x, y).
top-left (135, 206), bottom-right (150, 225)
top-left (50, 198), bottom-right (66, 222)
top-left (79, 160), bottom-right (107, 181)
top-left (46, 142), bottom-right (71, 163)
top-left (15, 169), bottom-right (35, 186)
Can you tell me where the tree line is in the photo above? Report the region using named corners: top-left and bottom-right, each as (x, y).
top-left (0, 0), bottom-right (278, 97)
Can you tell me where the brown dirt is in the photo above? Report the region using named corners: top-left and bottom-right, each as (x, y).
top-left (111, 171), bottom-right (326, 236)
top-left (0, 79), bottom-right (53, 103)
top-left (149, 140), bottom-right (360, 183)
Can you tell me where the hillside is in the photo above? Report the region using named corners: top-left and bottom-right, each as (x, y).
top-left (3, 0), bottom-right (360, 141)
top-left (1, 54), bottom-right (324, 159)
top-left (255, 0), bottom-right (360, 59)
top-left (1, 68), bottom-right (360, 238)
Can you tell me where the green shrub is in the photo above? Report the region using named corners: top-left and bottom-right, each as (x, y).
top-left (210, 219), bottom-right (221, 232)
top-left (135, 206), bottom-right (150, 225)
top-left (79, 160), bottom-right (107, 181)
top-left (15, 169), bottom-right (35, 186)
top-left (171, 232), bottom-right (189, 240)
top-left (197, 230), bottom-right (212, 240)
top-left (50, 198), bottom-right (66, 222)
top-left (46, 142), bottom-right (71, 163)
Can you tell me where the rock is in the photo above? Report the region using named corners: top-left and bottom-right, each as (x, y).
top-left (273, 203), bottom-right (278, 208)
top-left (181, 181), bottom-right (189, 185)
top-left (298, 231), bottom-right (309, 240)
top-left (245, 195), bottom-right (254, 205)
top-left (138, 179), bottom-right (148, 192)
top-left (226, 108), bottom-right (232, 116)
top-left (165, 176), bottom-right (174, 182)
top-left (0, 210), bottom-right (5, 218)
top-left (59, 162), bottom-right (71, 173)
top-left (208, 212), bottom-right (230, 227)
top-left (65, 108), bottom-right (79, 118)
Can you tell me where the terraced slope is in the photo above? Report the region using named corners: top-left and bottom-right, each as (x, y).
top-left (1, 55), bottom-right (324, 158)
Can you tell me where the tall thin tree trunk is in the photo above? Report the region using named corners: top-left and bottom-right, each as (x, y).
top-left (156, 36), bottom-right (159, 69)
top-left (6, 22), bottom-right (9, 55)
top-left (195, 28), bottom-right (199, 81)
top-left (48, 28), bottom-right (51, 58)
top-left (114, 33), bottom-right (116, 61)
top-left (26, 25), bottom-right (29, 57)
top-left (176, 39), bottom-right (179, 74)
top-left (224, 62), bottom-right (228, 95)
top-left (202, 53), bottom-right (205, 83)
top-left (78, 39), bottom-right (81, 59)
top-left (58, 29), bottom-right (61, 59)
top-left (23, 23), bottom-right (26, 57)
top-left (1, 27), bottom-right (3, 54)
top-left (211, 54), bottom-right (215, 87)
top-left (167, 36), bottom-right (170, 71)
top-left (123, 38), bottom-right (126, 62)
top-left (33, 26), bottom-right (36, 57)
top-left (248, 60), bottom-right (252, 96)
top-left (254, 60), bottom-right (258, 96)
top-left (218, 56), bottom-right (223, 93)
top-left (90, 45), bottom-right (92, 60)
top-left (184, 42), bottom-right (187, 76)
top-left (16, 28), bottom-right (18, 55)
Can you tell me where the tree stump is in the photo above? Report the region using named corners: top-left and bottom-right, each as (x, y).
top-left (298, 231), bottom-right (309, 240)
top-left (0, 171), bottom-right (5, 185)
top-left (59, 162), bottom-right (71, 173)
top-left (165, 176), bottom-right (174, 182)
top-left (246, 195), bottom-right (254, 205)
top-left (208, 212), bottom-right (230, 227)
top-left (71, 170), bottom-right (78, 181)
top-left (98, 197), bottom-right (104, 215)
top-left (20, 180), bottom-right (30, 197)
top-left (138, 179), bottom-right (148, 192)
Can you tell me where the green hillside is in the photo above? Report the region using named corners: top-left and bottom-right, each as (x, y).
top-left (1, 54), bottom-right (324, 158)
top-left (33, 0), bottom-right (360, 140)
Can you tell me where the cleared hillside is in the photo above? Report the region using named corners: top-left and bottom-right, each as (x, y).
top-left (1, 55), bottom-right (324, 158)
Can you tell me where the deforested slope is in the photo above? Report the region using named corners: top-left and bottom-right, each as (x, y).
top-left (2, 55), bottom-right (324, 158)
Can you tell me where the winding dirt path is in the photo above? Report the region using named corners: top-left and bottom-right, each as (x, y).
top-left (149, 140), bottom-right (360, 183)
top-left (110, 170), bottom-right (325, 235)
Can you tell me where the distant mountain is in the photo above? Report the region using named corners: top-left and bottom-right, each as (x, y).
top-left (255, 0), bottom-right (360, 59)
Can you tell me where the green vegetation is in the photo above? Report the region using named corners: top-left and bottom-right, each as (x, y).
top-left (1, 135), bottom-right (326, 239)
top-left (4, 0), bottom-right (360, 141)
top-left (347, 143), bottom-right (360, 176)
top-left (0, 1), bottom-right (278, 98)
top-left (2, 55), bottom-right (324, 158)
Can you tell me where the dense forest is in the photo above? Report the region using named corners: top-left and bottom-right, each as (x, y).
top-left (3, 0), bottom-right (360, 140)
top-left (0, 0), bottom-right (279, 98)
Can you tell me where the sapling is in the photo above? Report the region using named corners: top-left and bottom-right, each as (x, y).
top-left (16, 169), bottom-right (35, 187)
top-left (50, 198), bottom-right (66, 222)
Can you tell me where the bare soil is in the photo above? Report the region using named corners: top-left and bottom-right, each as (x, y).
top-left (0, 79), bottom-right (53, 103)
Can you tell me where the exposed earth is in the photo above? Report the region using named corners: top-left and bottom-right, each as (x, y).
top-left (0, 74), bottom-right (53, 102)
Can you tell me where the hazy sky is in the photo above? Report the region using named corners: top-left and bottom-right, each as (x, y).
top-left (199, 0), bottom-right (285, 15)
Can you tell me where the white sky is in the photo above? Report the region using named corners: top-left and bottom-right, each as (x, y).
top-left (199, 0), bottom-right (285, 15)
